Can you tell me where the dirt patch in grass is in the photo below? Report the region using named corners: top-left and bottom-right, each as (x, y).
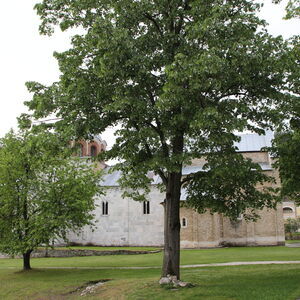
top-left (64, 279), bottom-right (111, 296)
top-left (87, 278), bottom-right (147, 299)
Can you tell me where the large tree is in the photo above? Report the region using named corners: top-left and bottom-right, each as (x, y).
top-left (24, 0), bottom-right (297, 280)
top-left (0, 130), bottom-right (102, 270)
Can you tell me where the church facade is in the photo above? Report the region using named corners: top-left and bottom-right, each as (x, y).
top-left (67, 132), bottom-right (285, 248)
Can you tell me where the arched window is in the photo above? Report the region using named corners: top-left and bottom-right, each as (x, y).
top-left (181, 217), bottom-right (188, 228)
top-left (91, 145), bottom-right (97, 157)
top-left (143, 201), bottom-right (150, 214)
top-left (283, 207), bottom-right (294, 213)
top-left (102, 201), bottom-right (108, 215)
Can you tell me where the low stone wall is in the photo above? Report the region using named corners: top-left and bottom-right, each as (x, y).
top-left (32, 249), bottom-right (160, 258)
top-left (0, 249), bottom-right (161, 259)
top-left (0, 253), bottom-right (9, 258)
top-left (285, 234), bottom-right (300, 240)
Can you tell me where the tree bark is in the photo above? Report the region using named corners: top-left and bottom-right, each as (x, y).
top-left (23, 250), bottom-right (32, 270)
top-left (162, 172), bottom-right (182, 279)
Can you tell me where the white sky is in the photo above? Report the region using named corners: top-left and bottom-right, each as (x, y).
top-left (0, 0), bottom-right (299, 145)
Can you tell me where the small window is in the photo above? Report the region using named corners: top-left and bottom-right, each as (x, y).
top-left (102, 201), bottom-right (108, 215)
top-left (91, 145), bottom-right (97, 157)
top-left (283, 207), bottom-right (293, 213)
top-left (181, 217), bottom-right (187, 228)
top-left (143, 201), bottom-right (150, 214)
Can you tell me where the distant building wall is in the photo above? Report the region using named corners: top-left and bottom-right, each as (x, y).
top-left (66, 136), bottom-right (285, 248)
top-left (67, 186), bottom-right (165, 247)
top-left (180, 205), bottom-right (285, 248)
top-left (68, 187), bottom-right (285, 248)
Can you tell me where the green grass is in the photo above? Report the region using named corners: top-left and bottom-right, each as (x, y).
top-left (1, 246), bottom-right (299, 269)
top-left (285, 240), bottom-right (300, 244)
top-left (128, 265), bottom-right (300, 300)
top-left (0, 246), bottom-right (300, 299)
top-left (1, 265), bottom-right (300, 299)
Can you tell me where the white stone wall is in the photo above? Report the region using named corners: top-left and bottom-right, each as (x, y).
top-left (67, 183), bottom-right (285, 247)
top-left (67, 186), bottom-right (165, 246)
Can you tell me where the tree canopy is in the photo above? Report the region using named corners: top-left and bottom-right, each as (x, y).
top-left (274, 0), bottom-right (300, 19)
top-left (0, 130), bottom-right (102, 270)
top-left (23, 0), bottom-right (299, 279)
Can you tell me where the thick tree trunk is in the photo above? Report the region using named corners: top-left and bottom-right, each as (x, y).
top-left (22, 250), bottom-right (32, 270)
top-left (162, 172), bottom-right (182, 280)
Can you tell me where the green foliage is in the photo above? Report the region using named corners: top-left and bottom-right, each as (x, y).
top-left (0, 130), bottom-right (102, 256)
top-left (270, 33), bottom-right (300, 203)
top-left (185, 152), bottom-right (279, 221)
top-left (285, 217), bottom-right (300, 234)
top-left (25, 0), bottom-right (299, 221)
top-left (285, 0), bottom-right (300, 18)
top-left (272, 131), bottom-right (300, 202)
top-left (273, 0), bottom-right (300, 19)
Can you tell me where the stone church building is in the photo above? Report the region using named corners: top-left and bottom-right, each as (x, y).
top-left (67, 132), bottom-right (285, 248)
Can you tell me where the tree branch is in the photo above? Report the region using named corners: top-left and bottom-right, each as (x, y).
top-left (146, 91), bottom-right (170, 158)
top-left (132, 121), bottom-right (168, 185)
top-left (181, 170), bottom-right (206, 186)
top-left (217, 91), bottom-right (249, 101)
top-left (175, 0), bottom-right (191, 34)
top-left (143, 13), bottom-right (163, 37)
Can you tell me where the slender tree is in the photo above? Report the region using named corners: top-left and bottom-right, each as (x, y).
top-left (24, 0), bottom-right (297, 280)
top-left (272, 130), bottom-right (300, 203)
top-left (272, 80), bottom-right (300, 203)
top-left (269, 4), bottom-right (300, 203)
top-left (0, 130), bottom-right (102, 270)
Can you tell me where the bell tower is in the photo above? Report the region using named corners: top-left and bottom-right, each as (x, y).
top-left (72, 135), bottom-right (108, 169)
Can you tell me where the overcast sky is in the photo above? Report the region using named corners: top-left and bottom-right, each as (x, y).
top-left (0, 0), bottom-right (299, 145)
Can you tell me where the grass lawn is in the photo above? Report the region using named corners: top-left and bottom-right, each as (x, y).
top-left (1, 265), bottom-right (300, 299)
top-left (1, 246), bottom-right (300, 269)
top-left (0, 246), bottom-right (299, 299)
top-left (285, 240), bottom-right (300, 244)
